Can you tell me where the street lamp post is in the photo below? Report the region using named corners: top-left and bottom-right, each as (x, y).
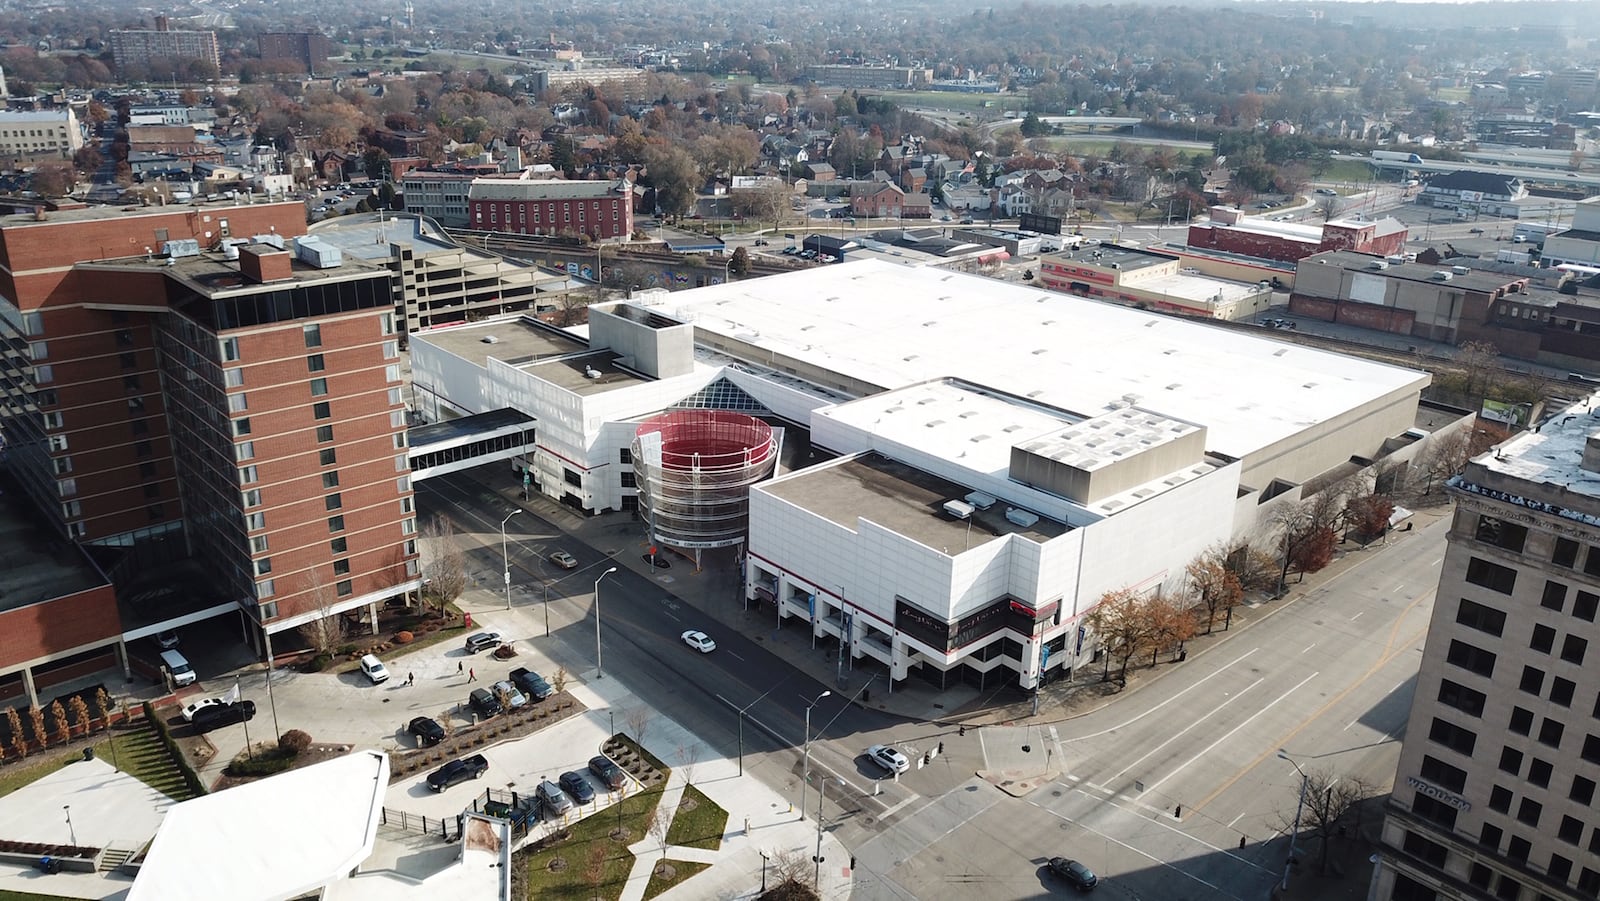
top-left (813, 776), bottom-right (844, 889)
top-left (594, 567), bottom-right (618, 678)
top-left (799, 689), bottom-right (832, 819)
top-left (1278, 749), bottom-right (1309, 891)
top-left (500, 510), bottom-right (521, 611)
top-left (737, 681), bottom-right (784, 776)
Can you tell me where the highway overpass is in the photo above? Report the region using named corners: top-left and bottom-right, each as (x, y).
top-left (1368, 155), bottom-right (1600, 190)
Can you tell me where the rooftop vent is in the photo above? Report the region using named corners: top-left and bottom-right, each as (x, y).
top-left (942, 499), bottom-right (974, 520)
top-left (964, 491), bottom-right (997, 510)
top-left (162, 239), bottom-right (201, 258)
top-left (1368, 261), bottom-right (1389, 270)
top-left (584, 366), bottom-right (603, 380)
top-left (1452, 265), bottom-right (1471, 275)
top-left (1005, 507), bottom-right (1040, 528)
top-left (1431, 271), bottom-right (1453, 281)
top-left (480, 335), bottom-right (500, 344)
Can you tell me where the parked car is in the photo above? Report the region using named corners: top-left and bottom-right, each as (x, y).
top-left (359, 654), bottom-right (390, 684)
top-left (408, 716), bottom-right (446, 747)
top-left (180, 696), bottom-right (225, 722)
top-left (426, 754), bottom-right (489, 792)
top-left (464, 631), bottom-right (503, 653)
top-left (468, 687), bottom-right (503, 718)
top-left (1047, 857), bottom-right (1098, 891)
top-left (492, 679), bottom-right (528, 708)
top-left (536, 779), bottom-right (575, 815)
top-left (155, 630), bottom-right (180, 649)
top-left (549, 551), bottom-right (579, 570)
top-left (1469, 227), bottom-right (1485, 234)
top-left (509, 667), bottom-right (554, 700)
top-left (190, 700), bottom-right (256, 734)
top-left (866, 744), bottom-right (911, 774)
top-left (589, 755), bottom-right (628, 790)
top-left (1314, 188), bottom-right (1337, 195)
top-left (559, 770), bottom-right (596, 805)
top-left (682, 630), bottom-right (717, 653)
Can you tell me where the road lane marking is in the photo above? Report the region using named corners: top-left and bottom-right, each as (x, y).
top-left (1350, 611), bottom-right (1364, 622)
top-left (1302, 643), bottom-right (1317, 653)
top-left (1142, 672), bottom-right (1318, 797)
top-left (1068, 647), bottom-right (1259, 742)
top-left (1106, 677), bottom-right (1264, 784)
top-left (726, 651), bottom-right (746, 662)
top-left (1189, 587), bottom-right (1435, 816)
top-left (1035, 803), bottom-right (1261, 897)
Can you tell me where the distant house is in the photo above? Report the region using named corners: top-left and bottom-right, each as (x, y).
top-left (853, 182), bottom-right (904, 218)
top-left (901, 192), bottom-right (932, 219)
top-left (804, 161), bottom-right (836, 182)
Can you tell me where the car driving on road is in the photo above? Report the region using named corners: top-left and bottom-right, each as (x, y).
top-left (682, 630), bottom-right (717, 653)
top-left (464, 631), bottom-right (503, 653)
top-left (1047, 857), bottom-right (1098, 891)
top-left (866, 744), bottom-right (911, 774)
top-left (549, 551), bottom-right (579, 570)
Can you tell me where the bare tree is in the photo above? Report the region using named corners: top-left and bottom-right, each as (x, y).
top-left (1418, 428), bottom-right (1472, 495)
top-left (420, 517), bottom-right (468, 615)
top-left (296, 570), bottom-right (342, 655)
top-left (1187, 548), bottom-right (1244, 634)
top-left (6, 706), bottom-right (26, 759)
top-left (585, 839), bottom-right (608, 901)
top-left (624, 705), bottom-right (653, 745)
top-left (1274, 768), bottom-right (1376, 875)
top-left (677, 743), bottom-right (702, 787)
top-left (1315, 192), bottom-right (1338, 221)
top-left (552, 666), bottom-right (569, 694)
top-left (647, 802), bottom-right (673, 874)
top-left (1455, 340), bottom-right (1500, 401)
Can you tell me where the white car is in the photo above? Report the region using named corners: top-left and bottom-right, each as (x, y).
top-left (681, 630), bottom-right (717, 653)
top-left (492, 679), bottom-right (528, 708)
top-left (866, 744), bottom-right (911, 774)
top-left (181, 697), bottom-right (225, 722)
top-left (359, 654), bottom-right (390, 684)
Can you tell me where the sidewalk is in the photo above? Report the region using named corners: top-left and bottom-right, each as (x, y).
top-left (458, 464), bottom-right (1453, 732)
top-left (564, 676), bottom-right (854, 901)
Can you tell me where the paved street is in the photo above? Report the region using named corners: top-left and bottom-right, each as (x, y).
top-left (408, 460), bottom-right (1449, 901)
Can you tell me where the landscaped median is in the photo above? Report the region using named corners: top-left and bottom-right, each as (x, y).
top-left (388, 691), bottom-right (586, 784)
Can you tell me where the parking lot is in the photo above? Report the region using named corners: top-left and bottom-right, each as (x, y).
top-left (386, 710), bottom-right (629, 826)
top-left (189, 613), bottom-right (567, 781)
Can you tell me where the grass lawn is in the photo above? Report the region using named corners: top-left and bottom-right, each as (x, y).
top-left (665, 784), bottom-right (728, 852)
top-left (520, 784), bottom-right (667, 900)
top-left (1318, 159), bottom-right (1378, 185)
top-left (642, 859), bottom-right (712, 899)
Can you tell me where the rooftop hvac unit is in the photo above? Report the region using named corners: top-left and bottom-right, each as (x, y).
top-left (252, 233), bottom-right (286, 250)
top-left (162, 238), bottom-right (201, 258)
top-left (294, 236), bottom-right (343, 269)
top-left (1005, 507), bottom-right (1040, 528)
top-left (480, 335), bottom-right (499, 344)
top-left (1368, 261), bottom-right (1389, 270)
top-left (584, 366), bottom-right (603, 379)
top-left (1431, 271), bottom-right (1453, 281)
top-left (942, 499), bottom-right (975, 520)
top-left (1452, 265), bottom-right (1471, 275)
top-left (965, 491), bottom-right (997, 510)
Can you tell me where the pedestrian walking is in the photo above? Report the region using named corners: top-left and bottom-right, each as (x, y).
top-left (406, 672), bottom-right (414, 686)
top-left (468, 668), bottom-right (476, 683)
top-left (458, 661), bottom-right (463, 674)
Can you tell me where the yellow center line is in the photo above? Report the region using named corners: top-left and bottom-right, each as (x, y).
top-left (1190, 587), bottom-right (1435, 816)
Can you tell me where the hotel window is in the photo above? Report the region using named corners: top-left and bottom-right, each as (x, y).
top-left (336, 580), bottom-right (353, 597)
top-left (255, 558), bottom-right (272, 576)
top-left (239, 465), bottom-right (258, 484)
top-left (228, 393), bottom-right (248, 413)
top-left (246, 512), bottom-right (266, 530)
top-left (311, 378), bottom-right (328, 396)
top-left (322, 471), bottom-right (339, 489)
top-left (303, 323), bottom-right (321, 347)
top-left (384, 340), bottom-right (398, 359)
top-left (317, 425), bottom-right (334, 442)
top-left (258, 582), bottom-right (275, 601)
top-left (28, 340), bottom-right (46, 359)
top-left (320, 448), bottom-right (337, 466)
top-left (225, 367), bottom-right (244, 387)
top-left (35, 364), bottom-right (52, 383)
top-left (328, 515), bottom-right (345, 533)
top-left (334, 558), bottom-right (350, 576)
top-left (381, 312), bottom-right (395, 335)
top-left (233, 418), bottom-right (251, 437)
top-left (314, 402), bottom-right (331, 420)
top-left (386, 364), bottom-right (401, 382)
top-left (236, 441), bottom-right (255, 461)
top-left (244, 489), bottom-right (261, 508)
top-left (250, 535), bottom-right (269, 554)
top-left (307, 354), bottom-right (325, 372)
top-left (220, 337), bottom-right (239, 361)
top-left (48, 434), bottom-right (68, 451)
top-left (331, 537), bottom-right (348, 554)
top-left (325, 493), bottom-right (342, 511)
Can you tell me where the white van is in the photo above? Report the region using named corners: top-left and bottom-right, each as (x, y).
top-left (159, 649), bottom-right (196, 687)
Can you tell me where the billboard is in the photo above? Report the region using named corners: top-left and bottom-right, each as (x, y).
top-left (1019, 212), bottom-right (1063, 235)
top-left (1481, 399), bottom-right (1533, 428)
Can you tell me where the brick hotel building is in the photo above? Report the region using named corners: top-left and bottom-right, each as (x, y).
top-left (467, 178), bottom-right (634, 240)
top-left (0, 201), bottom-right (418, 698)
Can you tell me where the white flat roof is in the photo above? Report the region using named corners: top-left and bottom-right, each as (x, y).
top-left (1482, 395), bottom-right (1600, 503)
top-left (1138, 271), bottom-right (1263, 303)
top-left (128, 750), bottom-right (389, 901)
top-left (648, 259), bottom-right (1427, 461)
top-left (819, 379), bottom-right (1079, 478)
top-left (1020, 406), bottom-right (1201, 473)
top-left (649, 259), bottom-right (1427, 457)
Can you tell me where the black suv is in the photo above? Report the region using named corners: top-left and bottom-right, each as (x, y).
top-left (408, 716), bottom-right (446, 747)
top-left (190, 700), bottom-right (255, 734)
top-left (588, 755), bottom-right (627, 790)
top-left (468, 687), bottom-right (503, 718)
top-left (509, 667), bottom-right (554, 700)
top-left (426, 754), bottom-right (489, 792)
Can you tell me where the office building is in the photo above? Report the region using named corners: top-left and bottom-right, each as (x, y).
top-left (802, 64), bottom-right (933, 88)
top-left (1375, 394), bottom-right (1600, 901)
top-left (109, 17), bottom-right (221, 73)
top-left (258, 32), bottom-right (333, 73)
top-left (0, 109), bottom-right (84, 159)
